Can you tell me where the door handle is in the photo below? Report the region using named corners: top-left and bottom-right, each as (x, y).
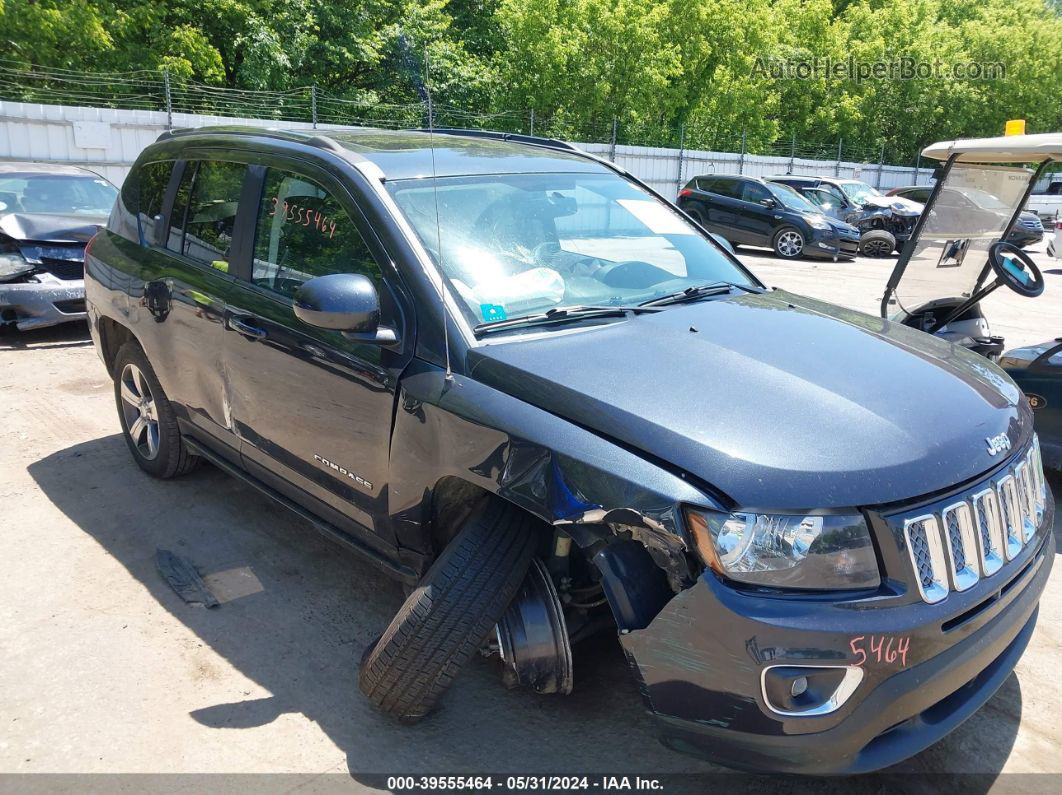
top-left (227, 314), bottom-right (267, 340)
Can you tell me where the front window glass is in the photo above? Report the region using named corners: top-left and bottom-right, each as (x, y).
top-left (251, 169), bottom-right (381, 298)
top-left (0, 174), bottom-right (117, 215)
top-left (386, 172), bottom-right (752, 328)
top-left (767, 183), bottom-right (818, 213)
top-left (838, 181), bottom-right (881, 204)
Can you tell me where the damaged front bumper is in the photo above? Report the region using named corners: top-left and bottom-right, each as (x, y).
top-left (619, 507), bottom-right (1054, 774)
top-left (0, 273), bottom-right (86, 330)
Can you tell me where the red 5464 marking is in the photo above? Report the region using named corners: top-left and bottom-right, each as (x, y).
top-left (849, 635), bottom-right (910, 668)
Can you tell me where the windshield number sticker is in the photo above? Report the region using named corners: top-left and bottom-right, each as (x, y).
top-left (269, 197), bottom-right (337, 239)
top-left (480, 303), bottom-right (507, 322)
top-left (849, 635), bottom-right (910, 668)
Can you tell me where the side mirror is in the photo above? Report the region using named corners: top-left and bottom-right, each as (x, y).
top-left (293, 273), bottom-right (398, 345)
top-left (760, 197), bottom-right (777, 208)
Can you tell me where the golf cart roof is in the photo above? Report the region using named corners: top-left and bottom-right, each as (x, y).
top-left (922, 133), bottom-right (1062, 163)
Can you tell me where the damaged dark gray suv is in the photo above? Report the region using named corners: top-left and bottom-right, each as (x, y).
top-left (84, 126), bottom-right (1054, 774)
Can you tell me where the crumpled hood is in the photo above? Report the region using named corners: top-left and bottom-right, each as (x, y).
top-left (467, 290), bottom-right (1030, 510)
top-left (0, 212), bottom-right (107, 243)
top-left (862, 194), bottom-right (922, 215)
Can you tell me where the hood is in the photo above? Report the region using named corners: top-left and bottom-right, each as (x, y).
top-left (467, 290), bottom-right (1030, 510)
top-left (862, 194), bottom-right (922, 216)
top-left (0, 212), bottom-right (107, 244)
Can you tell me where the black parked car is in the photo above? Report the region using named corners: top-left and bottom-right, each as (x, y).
top-left (84, 126), bottom-right (1053, 774)
top-left (0, 162), bottom-right (118, 330)
top-left (887, 184), bottom-right (1045, 248)
top-left (677, 174), bottom-right (860, 260)
top-left (771, 175), bottom-right (921, 257)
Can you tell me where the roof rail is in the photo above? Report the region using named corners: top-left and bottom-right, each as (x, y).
top-left (154, 126), bottom-right (347, 155)
top-left (410, 127), bottom-right (581, 153)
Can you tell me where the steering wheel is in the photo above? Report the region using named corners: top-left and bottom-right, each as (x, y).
top-left (988, 241), bottom-right (1044, 297)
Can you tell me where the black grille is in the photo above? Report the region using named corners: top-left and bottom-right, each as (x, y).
top-left (909, 522), bottom-right (934, 587)
top-left (37, 258), bottom-right (84, 281)
top-left (946, 512), bottom-right (966, 571)
top-left (977, 500), bottom-right (992, 553)
top-left (1000, 490), bottom-right (1013, 537)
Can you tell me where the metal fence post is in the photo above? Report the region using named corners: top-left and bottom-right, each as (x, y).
top-left (529, 109), bottom-right (535, 137)
top-left (834, 138), bottom-right (842, 177)
top-left (875, 143), bottom-right (885, 188)
top-left (676, 123), bottom-right (686, 196)
top-left (608, 117), bottom-right (618, 161)
top-left (913, 154), bottom-right (921, 184)
top-left (163, 69), bottom-right (172, 129)
top-left (788, 132), bottom-right (796, 174)
top-left (311, 85), bottom-right (318, 128)
top-left (738, 128), bottom-right (746, 174)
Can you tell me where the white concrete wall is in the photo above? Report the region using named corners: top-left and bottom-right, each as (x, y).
top-left (0, 100), bottom-right (931, 195)
top-left (0, 101), bottom-right (360, 186)
top-left (578, 142), bottom-right (931, 199)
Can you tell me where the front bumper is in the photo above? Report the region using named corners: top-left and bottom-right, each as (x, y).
top-left (0, 275), bottom-right (86, 330)
top-left (1007, 228), bottom-right (1044, 248)
top-left (807, 229), bottom-right (861, 259)
top-left (620, 496), bottom-right (1054, 774)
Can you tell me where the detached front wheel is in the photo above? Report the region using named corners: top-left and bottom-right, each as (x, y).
top-left (359, 498), bottom-right (539, 722)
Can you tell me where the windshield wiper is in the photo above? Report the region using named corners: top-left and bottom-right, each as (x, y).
top-left (473, 304), bottom-right (661, 336)
top-left (639, 281), bottom-right (762, 307)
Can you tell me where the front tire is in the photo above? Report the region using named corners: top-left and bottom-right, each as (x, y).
top-left (859, 229), bottom-right (897, 257)
top-left (773, 227), bottom-right (805, 259)
top-left (112, 341), bottom-right (199, 479)
top-left (359, 498), bottom-right (538, 722)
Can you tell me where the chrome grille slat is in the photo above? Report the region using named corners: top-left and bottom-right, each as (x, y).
top-left (941, 502), bottom-right (978, 591)
top-left (898, 436), bottom-right (1046, 604)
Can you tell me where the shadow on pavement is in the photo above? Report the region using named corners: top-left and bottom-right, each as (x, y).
top-left (27, 434), bottom-right (1025, 792)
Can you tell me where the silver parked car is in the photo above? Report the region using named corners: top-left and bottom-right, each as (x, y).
top-left (0, 162), bottom-right (117, 331)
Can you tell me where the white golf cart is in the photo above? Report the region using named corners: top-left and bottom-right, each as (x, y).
top-left (881, 133), bottom-right (1058, 360)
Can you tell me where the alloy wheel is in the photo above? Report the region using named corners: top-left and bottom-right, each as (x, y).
top-left (777, 231), bottom-right (804, 258)
top-left (119, 363), bottom-right (160, 460)
top-left (862, 239), bottom-right (892, 257)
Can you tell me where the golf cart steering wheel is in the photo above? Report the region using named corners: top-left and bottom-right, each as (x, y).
top-left (988, 241), bottom-right (1044, 298)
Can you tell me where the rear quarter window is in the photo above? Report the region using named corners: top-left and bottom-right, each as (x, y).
top-left (136, 161), bottom-right (174, 246)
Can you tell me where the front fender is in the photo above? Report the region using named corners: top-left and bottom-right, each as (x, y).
top-left (387, 359), bottom-right (720, 575)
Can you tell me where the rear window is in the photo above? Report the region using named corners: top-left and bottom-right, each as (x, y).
top-left (703, 177), bottom-right (739, 198)
top-left (168, 160), bottom-right (246, 272)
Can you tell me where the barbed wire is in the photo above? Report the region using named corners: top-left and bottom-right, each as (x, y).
top-left (0, 59), bottom-right (926, 167)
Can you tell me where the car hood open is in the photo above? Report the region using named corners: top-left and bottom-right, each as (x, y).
top-left (0, 212), bottom-right (107, 244)
top-left (467, 290), bottom-right (1030, 510)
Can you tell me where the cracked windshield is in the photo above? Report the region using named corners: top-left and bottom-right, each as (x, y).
top-left (387, 172), bottom-right (752, 329)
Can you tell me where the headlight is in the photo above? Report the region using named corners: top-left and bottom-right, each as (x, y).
top-left (0, 249), bottom-right (33, 281)
top-left (686, 508), bottom-right (880, 590)
top-left (807, 214), bottom-right (832, 230)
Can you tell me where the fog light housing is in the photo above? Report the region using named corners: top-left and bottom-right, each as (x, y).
top-left (760, 665), bottom-right (863, 716)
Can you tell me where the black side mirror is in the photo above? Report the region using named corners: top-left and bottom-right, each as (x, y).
top-left (760, 197), bottom-right (777, 208)
top-left (293, 273), bottom-right (398, 345)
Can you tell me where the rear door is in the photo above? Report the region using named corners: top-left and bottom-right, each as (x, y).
top-left (699, 177), bottom-right (742, 238)
top-left (121, 158), bottom-right (247, 463)
top-left (222, 157), bottom-right (412, 548)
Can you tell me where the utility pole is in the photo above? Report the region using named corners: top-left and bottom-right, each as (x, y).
top-left (311, 85), bottom-right (318, 129)
top-left (788, 132), bottom-right (796, 174)
top-left (608, 117), bottom-right (618, 161)
top-left (676, 123), bottom-right (686, 196)
top-left (163, 69), bottom-right (173, 129)
top-left (529, 109), bottom-right (535, 137)
top-left (738, 128), bottom-right (746, 174)
top-left (875, 143), bottom-right (885, 188)
top-left (834, 138), bottom-right (843, 177)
